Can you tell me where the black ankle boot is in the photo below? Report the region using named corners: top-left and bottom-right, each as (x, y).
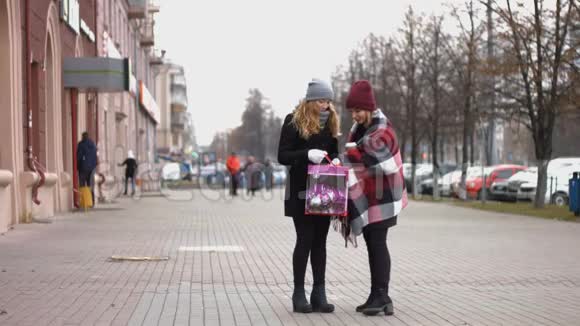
top-left (292, 287), bottom-right (313, 313)
top-left (361, 288), bottom-right (394, 316)
top-left (310, 285), bottom-right (335, 313)
top-left (356, 289), bottom-right (376, 312)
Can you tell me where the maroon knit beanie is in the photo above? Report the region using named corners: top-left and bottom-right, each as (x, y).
top-left (346, 80), bottom-right (376, 111)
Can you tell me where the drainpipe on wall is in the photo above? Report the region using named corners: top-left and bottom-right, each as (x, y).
top-left (93, 0), bottom-right (105, 201)
top-left (94, 91), bottom-right (105, 203)
top-left (93, 0), bottom-right (99, 151)
top-left (24, 0), bottom-right (44, 205)
top-left (71, 89), bottom-right (79, 208)
top-left (134, 27), bottom-right (140, 164)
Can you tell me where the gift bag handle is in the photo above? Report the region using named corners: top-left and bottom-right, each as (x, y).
top-left (314, 154), bottom-right (335, 176)
top-left (324, 154), bottom-right (336, 166)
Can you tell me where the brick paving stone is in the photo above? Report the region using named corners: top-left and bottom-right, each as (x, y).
top-left (1, 189), bottom-right (580, 325)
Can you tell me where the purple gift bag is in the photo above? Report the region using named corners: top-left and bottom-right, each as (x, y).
top-left (305, 158), bottom-right (349, 217)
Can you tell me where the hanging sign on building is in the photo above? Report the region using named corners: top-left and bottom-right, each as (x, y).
top-left (60, 0), bottom-right (80, 34)
top-left (139, 81), bottom-right (160, 124)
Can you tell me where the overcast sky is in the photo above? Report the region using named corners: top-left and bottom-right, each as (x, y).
top-left (155, 0), bottom-right (463, 146)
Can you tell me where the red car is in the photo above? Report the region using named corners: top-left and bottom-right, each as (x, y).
top-left (466, 164), bottom-right (527, 199)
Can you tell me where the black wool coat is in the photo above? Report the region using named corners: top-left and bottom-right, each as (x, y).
top-left (277, 113), bottom-right (339, 217)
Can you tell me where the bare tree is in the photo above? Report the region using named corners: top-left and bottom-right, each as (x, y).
top-left (445, 0), bottom-right (486, 200)
top-left (419, 14), bottom-right (451, 199)
top-left (212, 89), bottom-right (276, 161)
top-left (485, 0), bottom-right (578, 207)
top-left (392, 6), bottom-right (424, 197)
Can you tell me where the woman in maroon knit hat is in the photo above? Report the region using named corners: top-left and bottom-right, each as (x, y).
top-left (343, 80), bottom-right (408, 316)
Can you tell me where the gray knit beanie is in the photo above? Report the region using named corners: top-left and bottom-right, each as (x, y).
top-left (304, 79), bottom-right (334, 102)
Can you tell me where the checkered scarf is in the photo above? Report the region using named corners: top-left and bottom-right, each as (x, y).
top-left (344, 109), bottom-right (408, 235)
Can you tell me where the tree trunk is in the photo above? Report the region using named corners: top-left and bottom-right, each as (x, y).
top-left (401, 136), bottom-right (407, 163)
top-left (432, 65), bottom-right (441, 199)
top-left (470, 128), bottom-right (475, 165)
top-left (534, 132), bottom-right (553, 208)
top-left (460, 97), bottom-right (470, 200)
top-left (440, 134), bottom-right (445, 164)
top-left (535, 158), bottom-right (549, 208)
top-left (411, 133), bottom-right (417, 198)
top-left (455, 136), bottom-right (460, 166)
top-left (411, 106), bottom-right (418, 198)
top-left (432, 127), bottom-right (440, 200)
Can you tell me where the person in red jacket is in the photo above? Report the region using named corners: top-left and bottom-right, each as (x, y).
top-left (226, 152), bottom-right (241, 196)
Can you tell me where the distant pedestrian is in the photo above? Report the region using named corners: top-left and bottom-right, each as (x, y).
top-left (243, 156), bottom-right (264, 196)
top-left (118, 150), bottom-right (138, 196)
top-left (343, 80), bottom-right (408, 316)
top-left (76, 132), bottom-right (98, 206)
top-left (277, 79), bottom-right (340, 314)
top-left (226, 152), bottom-right (241, 196)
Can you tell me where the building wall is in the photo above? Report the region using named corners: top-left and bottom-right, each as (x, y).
top-left (153, 63), bottom-right (189, 155)
top-left (0, 0), bottom-right (23, 232)
top-left (154, 63), bottom-right (172, 153)
top-left (96, 0), bottom-right (159, 198)
top-left (2, 0), bottom-right (162, 231)
top-left (17, 0), bottom-right (99, 221)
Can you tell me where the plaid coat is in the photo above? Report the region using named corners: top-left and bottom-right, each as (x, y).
top-left (344, 109), bottom-right (408, 235)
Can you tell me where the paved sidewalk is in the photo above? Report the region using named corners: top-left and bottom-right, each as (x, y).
top-left (1, 189), bottom-right (580, 326)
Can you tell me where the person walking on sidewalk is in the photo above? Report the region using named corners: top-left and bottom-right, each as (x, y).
top-left (118, 150), bottom-right (138, 196)
top-left (76, 132), bottom-right (98, 205)
top-left (277, 79), bottom-right (340, 314)
top-left (243, 156), bottom-right (264, 197)
top-left (343, 80), bottom-right (408, 316)
top-left (226, 152), bottom-right (241, 196)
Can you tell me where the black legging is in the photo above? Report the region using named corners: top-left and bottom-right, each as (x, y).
top-left (363, 226), bottom-right (390, 292)
top-left (292, 215), bottom-right (331, 288)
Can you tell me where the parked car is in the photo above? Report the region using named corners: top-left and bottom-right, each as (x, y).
top-left (517, 167), bottom-right (580, 205)
top-left (490, 180), bottom-right (512, 201)
top-left (403, 163), bottom-right (433, 192)
top-left (450, 166), bottom-right (484, 197)
top-left (465, 165), bottom-right (527, 199)
top-left (505, 157), bottom-right (580, 205)
top-left (418, 168), bottom-right (460, 196)
top-left (504, 167), bottom-right (538, 201)
top-left (161, 162), bottom-right (182, 181)
top-left (200, 162), bottom-right (230, 188)
top-left (405, 163), bottom-right (456, 193)
top-left (547, 167), bottom-right (580, 206)
top-left (271, 163), bottom-right (287, 186)
top-left (440, 170), bottom-right (462, 197)
top-left (161, 162), bottom-right (194, 181)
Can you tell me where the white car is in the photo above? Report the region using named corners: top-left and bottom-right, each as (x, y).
top-left (161, 162), bottom-right (182, 181)
top-left (403, 163), bottom-right (434, 193)
top-left (546, 166), bottom-right (580, 206)
top-left (272, 164), bottom-right (287, 186)
top-left (419, 170), bottom-right (462, 197)
top-left (506, 157), bottom-right (580, 205)
top-left (441, 170), bottom-right (462, 197)
top-left (403, 163), bottom-right (433, 179)
top-left (450, 166), bottom-right (483, 197)
top-left (506, 167), bottom-right (538, 201)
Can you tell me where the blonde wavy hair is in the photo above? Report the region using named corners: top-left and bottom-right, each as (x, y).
top-left (292, 100), bottom-right (340, 139)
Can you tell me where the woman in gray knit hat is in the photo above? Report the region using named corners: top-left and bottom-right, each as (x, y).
top-left (277, 79), bottom-right (340, 313)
